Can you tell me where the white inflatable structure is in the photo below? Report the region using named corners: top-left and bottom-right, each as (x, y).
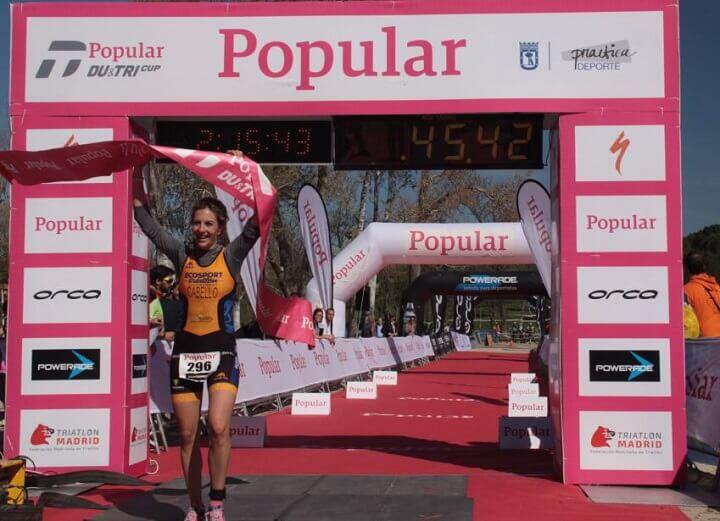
top-left (306, 222), bottom-right (533, 336)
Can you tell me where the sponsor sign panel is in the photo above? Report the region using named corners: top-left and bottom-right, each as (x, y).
top-left (579, 411), bottom-right (673, 471)
top-left (229, 416), bottom-right (266, 448)
top-left (131, 339), bottom-right (148, 395)
top-left (25, 128), bottom-right (114, 183)
top-left (131, 218), bottom-right (149, 259)
top-left (579, 338), bottom-right (670, 397)
top-left (576, 266), bottom-right (669, 324)
top-left (22, 337), bottom-right (111, 395)
top-left (291, 392), bottom-right (331, 415)
top-left (21, 12), bottom-right (664, 104)
top-left (511, 373), bottom-right (536, 384)
top-left (131, 270), bottom-right (148, 326)
top-left (574, 125), bottom-right (666, 182)
top-left (499, 416), bottom-right (554, 449)
top-left (576, 195), bottom-right (667, 253)
top-left (346, 381), bottom-right (378, 400)
top-left (24, 197), bottom-right (113, 254)
top-left (19, 408), bottom-right (110, 467)
top-left (373, 370), bottom-right (398, 386)
top-left (129, 406), bottom-right (148, 465)
top-left (686, 339), bottom-right (720, 449)
top-left (509, 397), bottom-right (547, 417)
top-left (508, 383), bottom-right (539, 398)
top-left (23, 266), bottom-right (112, 324)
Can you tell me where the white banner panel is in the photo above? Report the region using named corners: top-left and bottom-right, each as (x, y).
top-left (22, 337), bottom-right (111, 395)
top-left (131, 218), bottom-right (149, 259)
top-left (130, 270), bottom-right (148, 326)
top-left (576, 195), bottom-right (667, 253)
top-left (579, 411), bottom-right (673, 471)
top-left (25, 128), bottom-right (114, 183)
top-left (579, 338), bottom-right (670, 397)
top-left (23, 266), bottom-right (112, 324)
top-left (128, 406), bottom-right (148, 466)
top-left (19, 408), bottom-right (111, 467)
top-left (22, 11), bottom-right (664, 103)
top-left (574, 125), bottom-right (666, 182)
top-left (25, 197), bottom-right (113, 254)
top-left (576, 266), bottom-right (669, 324)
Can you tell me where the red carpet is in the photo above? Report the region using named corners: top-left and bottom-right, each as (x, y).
top-left (43, 351), bottom-right (688, 520)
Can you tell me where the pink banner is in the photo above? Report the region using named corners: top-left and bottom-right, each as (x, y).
top-left (0, 141), bottom-right (315, 345)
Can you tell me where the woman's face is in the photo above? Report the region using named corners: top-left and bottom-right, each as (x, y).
top-left (192, 208), bottom-right (223, 250)
top-left (314, 310), bottom-right (324, 323)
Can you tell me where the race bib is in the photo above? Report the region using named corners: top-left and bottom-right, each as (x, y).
top-left (179, 352), bottom-right (220, 381)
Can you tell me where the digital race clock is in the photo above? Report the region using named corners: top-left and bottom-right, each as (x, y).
top-left (333, 114), bottom-right (543, 170)
top-left (155, 114), bottom-right (544, 170)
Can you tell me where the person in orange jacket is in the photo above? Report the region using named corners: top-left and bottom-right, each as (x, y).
top-left (684, 252), bottom-right (720, 338)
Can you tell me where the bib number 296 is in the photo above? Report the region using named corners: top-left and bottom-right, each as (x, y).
top-left (179, 352), bottom-right (220, 381)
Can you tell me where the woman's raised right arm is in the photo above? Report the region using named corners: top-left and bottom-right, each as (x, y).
top-left (133, 171), bottom-right (184, 269)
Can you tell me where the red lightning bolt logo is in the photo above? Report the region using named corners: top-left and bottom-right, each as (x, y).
top-left (609, 131), bottom-right (630, 175)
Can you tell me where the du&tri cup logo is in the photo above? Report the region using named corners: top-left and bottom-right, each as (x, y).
top-left (36, 40), bottom-right (86, 78)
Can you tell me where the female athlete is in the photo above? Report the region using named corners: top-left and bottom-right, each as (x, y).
top-left (133, 152), bottom-right (258, 521)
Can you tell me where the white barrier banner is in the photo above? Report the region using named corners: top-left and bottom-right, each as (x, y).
top-left (148, 334), bottom-right (431, 414)
top-left (686, 338), bottom-right (720, 450)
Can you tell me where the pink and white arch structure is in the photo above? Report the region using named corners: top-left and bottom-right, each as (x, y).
top-left (305, 222), bottom-right (533, 336)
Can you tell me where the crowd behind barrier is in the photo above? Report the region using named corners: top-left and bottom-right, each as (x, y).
top-left (149, 334), bottom-right (435, 414)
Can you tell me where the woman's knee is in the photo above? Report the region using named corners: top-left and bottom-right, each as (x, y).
top-left (207, 416), bottom-right (230, 439)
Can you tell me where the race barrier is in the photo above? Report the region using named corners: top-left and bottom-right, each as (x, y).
top-left (686, 338), bottom-right (720, 453)
top-left (149, 335), bottom-right (433, 414)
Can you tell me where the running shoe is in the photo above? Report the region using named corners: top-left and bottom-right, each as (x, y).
top-left (205, 504), bottom-right (226, 521)
top-left (183, 506), bottom-right (204, 521)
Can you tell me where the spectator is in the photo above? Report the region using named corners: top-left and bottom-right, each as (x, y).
top-left (325, 307), bottom-right (335, 335)
top-left (383, 315), bottom-right (399, 337)
top-left (376, 317), bottom-right (385, 337)
top-left (684, 252), bottom-right (720, 337)
top-left (361, 312), bottom-right (373, 337)
top-left (313, 308), bottom-right (334, 342)
top-left (149, 265), bottom-right (181, 341)
top-left (405, 317), bottom-right (417, 336)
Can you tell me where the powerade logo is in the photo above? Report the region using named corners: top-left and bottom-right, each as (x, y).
top-left (457, 275), bottom-right (518, 292)
top-left (35, 40), bottom-right (164, 79)
top-left (589, 350), bottom-right (659, 382)
top-left (31, 349), bottom-right (100, 380)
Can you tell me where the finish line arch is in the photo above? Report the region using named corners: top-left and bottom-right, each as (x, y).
top-left (4, 0), bottom-right (683, 486)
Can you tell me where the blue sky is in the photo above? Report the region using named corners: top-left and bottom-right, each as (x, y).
top-left (0, 1), bottom-right (717, 236)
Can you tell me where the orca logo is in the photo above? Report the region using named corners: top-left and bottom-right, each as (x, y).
top-left (36, 41), bottom-right (86, 78)
top-left (588, 289), bottom-right (658, 300)
top-left (33, 289), bottom-right (102, 300)
top-left (131, 293), bottom-right (147, 303)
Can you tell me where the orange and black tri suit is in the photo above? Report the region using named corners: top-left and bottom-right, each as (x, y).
top-left (134, 205), bottom-right (259, 403)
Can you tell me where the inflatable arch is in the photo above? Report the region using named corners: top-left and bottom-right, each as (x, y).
top-left (306, 222), bottom-right (533, 337)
